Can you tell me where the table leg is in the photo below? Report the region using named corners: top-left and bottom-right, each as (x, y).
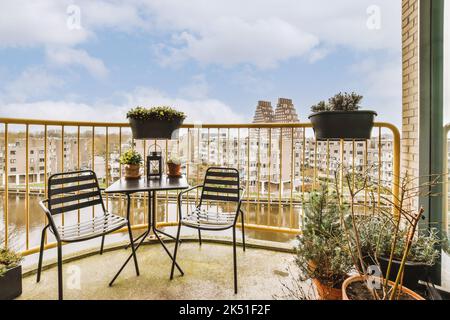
top-left (150, 191), bottom-right (184, 276)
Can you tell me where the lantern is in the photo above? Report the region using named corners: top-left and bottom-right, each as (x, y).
top-left (147, 144), bottom-right (163, 180)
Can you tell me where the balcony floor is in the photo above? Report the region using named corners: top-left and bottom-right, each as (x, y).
top-left (20, 240), bottom-right (295, 300)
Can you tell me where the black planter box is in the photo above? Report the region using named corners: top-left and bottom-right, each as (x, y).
top-left (308, 110), bottom-right (377, 140)
top-left (0, 265), bottom-right (22, 300)
top-left (379, 257), bottom-right (429, 291)
top-left (129, 118), bottom-right (184, 139)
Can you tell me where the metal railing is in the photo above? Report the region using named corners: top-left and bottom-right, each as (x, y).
top-left (0, 118), bottom-right (400, 256)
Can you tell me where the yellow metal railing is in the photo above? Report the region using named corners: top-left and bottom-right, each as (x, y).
top-left (0, 118), bottom-right (401, 256)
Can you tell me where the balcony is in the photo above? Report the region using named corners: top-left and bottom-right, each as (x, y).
top-left (0, 117), bottom-right (403, 300)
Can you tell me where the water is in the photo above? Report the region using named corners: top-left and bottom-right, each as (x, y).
top-left (0, 193), bottom-right (300, 252)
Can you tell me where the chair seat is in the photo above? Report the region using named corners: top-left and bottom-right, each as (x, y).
top-left (181, 208), bottom-right (236, 230)
top-left (50, 213), bottom-right (128, 242)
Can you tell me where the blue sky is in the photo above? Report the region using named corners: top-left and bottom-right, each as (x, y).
top-left (0, 0), bottom-right (403, 126)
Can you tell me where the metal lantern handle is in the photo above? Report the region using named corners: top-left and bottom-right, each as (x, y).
top-left (148, 143), bottom-right (162, 154)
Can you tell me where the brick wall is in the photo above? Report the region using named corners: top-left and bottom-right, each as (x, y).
top-left (402, 0), bottom-right (419, 177)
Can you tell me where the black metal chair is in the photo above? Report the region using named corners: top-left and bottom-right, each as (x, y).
top-left (37, 170), bottom-right (139, 300)
top-left (170, 167), bottom-right (246, 293)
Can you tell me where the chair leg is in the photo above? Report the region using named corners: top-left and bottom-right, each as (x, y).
top-left (100, 235), bottom-right (105, 255)
top-left (127, 223), bottom-right (140, 276)
top-left (198, 229), bottom-right (202, 246)
top-left (37, 225), bottom-right (48, 283)
top-left (240, 209), bottom-right (246, 252)
top-left (57, 242), bottom-right (63, 300)
top-left (232, 226), bottom-right (238, 294)
top-left (170, 222), bottom-right (182, 280)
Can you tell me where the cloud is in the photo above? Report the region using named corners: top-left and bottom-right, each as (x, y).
top-left (144, 0), bottom-right (401, 68)
top-left (46, 47), bottom-right (109, 78)
top-left (0, 87), bottom-right (245, 124)
top-left (158, 17), bottom-right (318, 69)
top-left (0, 0), bottom-right (89, 47)
top-left (1, 67), bottom-right (64, 102)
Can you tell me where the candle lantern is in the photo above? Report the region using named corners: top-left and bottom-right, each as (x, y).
top-left (147, 144), bottom-right (163, 180)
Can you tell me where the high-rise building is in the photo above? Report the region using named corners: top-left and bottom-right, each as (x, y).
top-left (252, 100), bottom-right (274, 123)
top-left (274, 98), bottom-right (299, 123)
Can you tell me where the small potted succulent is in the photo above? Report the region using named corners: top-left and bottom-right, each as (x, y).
top-left (127, 106), bottom-right (186, 139)
top-left (119, 149), bottom-right (143, 179)
top-left (308, 92), bottom-right (377, 140)
top-left (295, 185), bottom-right (353, 300)
top-left (0, 247), bottom-right (23, 300)
top-left (167, 156), bottom-right (182, 177)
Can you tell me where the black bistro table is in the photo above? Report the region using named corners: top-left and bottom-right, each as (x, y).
top-left (105, 174), bottom-right (189, 286)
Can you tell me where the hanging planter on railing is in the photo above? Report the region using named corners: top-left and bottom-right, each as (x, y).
top-left (127, 106), bottom-right (186, 140)
top-left (308, 92), bottom-right (377, 140)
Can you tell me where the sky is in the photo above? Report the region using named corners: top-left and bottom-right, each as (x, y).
top-left (0, 0), bottom-right (405, 126)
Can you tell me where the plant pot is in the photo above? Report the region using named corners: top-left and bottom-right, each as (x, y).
top-left (167, 163), bottom-right (182, 177)
top-left (129, 118), bottom-right (184, 139)
top-left (0, 265), bottom-right (22, 300)
top-left (378, 256), bottom-right (429, 291)
top-left (312, 278), bottom-right (342, 300)
top-left (124, 164), bottom-right (141, 179)
top-left (342, 274), bottom-right (425, 300)
top-left (308, 110), bottom-right (377, 140)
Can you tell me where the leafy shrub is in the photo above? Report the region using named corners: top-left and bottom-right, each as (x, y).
top-left (119, 149), bottom-right (143, 165)
top-left (0, 248), bottom-right (22, 277)
top-left (310, 92), bottom-right (363, 113)
top-left (127, 106), bottom-right (186, 121)
top-left (358, 215), bottom-right (440, 265)
top-left (295, 185), bottom-right (353, 288)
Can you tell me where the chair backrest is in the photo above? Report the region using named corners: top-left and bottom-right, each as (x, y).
top-left (200, 167), bottom-right (240, 205)
top-left (47, 170), bottom-right (105, 215)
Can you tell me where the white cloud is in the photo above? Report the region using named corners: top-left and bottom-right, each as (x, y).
top-left (1, 67), bottom-right (64, 102)
top-left (46, 47), bottom-right (109, 78)
top-left (0, 87), bottom-right (245, 124)
top-left (143, 0), bottom-right (401, 68)
top-left (158, 17), bottom-right (318, 69)
top-left (0, 0), bottom-right (89, 47)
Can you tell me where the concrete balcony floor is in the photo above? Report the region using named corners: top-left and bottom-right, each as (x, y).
top-left (19, 240), bottom-right (295, 300)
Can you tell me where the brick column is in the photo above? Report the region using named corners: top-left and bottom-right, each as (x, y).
top-left (401, 0), bottom-right (419, 177)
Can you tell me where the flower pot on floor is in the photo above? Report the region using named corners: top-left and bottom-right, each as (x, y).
top-left (0, 265), bottom-right (22, 300)
top-left (342, 274), bottom-right (424, 300)
top-left (378, 256), bottom-right (429, 291)
top-left (312, 278), bottom-right (342, 300)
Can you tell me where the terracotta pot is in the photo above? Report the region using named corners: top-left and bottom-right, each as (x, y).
top-left (167, 162), bottom-right (181, 177)
top-left (342, 274), bottom-right (425, 300)
top-left (312, 278), bottom-right (342, 300)
top-left (124, 164), bottom-right (141, 179)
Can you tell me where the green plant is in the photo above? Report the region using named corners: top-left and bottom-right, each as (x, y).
top-left (310, 92), bottom-right (363, 113)
top-left (119, 149), bottom-right (143, 165)
top-left (295, 185), bottom-right (353, 289)
top-left (127, 106), bottom-right (186, 121)
top-left (0, 249), bottom-right (22, 277)
top-left (358, 215), bottom-right (440, 265)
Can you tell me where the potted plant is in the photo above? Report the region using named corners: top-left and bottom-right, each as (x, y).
top-left (0, 247), bottom-right (23, 300)
top-left (337, 169), bottom-right (437, 300)
top-left (308, 92), bottom-right (377, 140)
top-left (119, 149), bottom-right (143, 179)
top-left (359, 215), bottom-right (440, 291)
top-left (167, 156), bottom-right (182, 177)
top-left (295, 185), bottom-right (354, 300)
top-left (127, 106), bottom-right (186, 139)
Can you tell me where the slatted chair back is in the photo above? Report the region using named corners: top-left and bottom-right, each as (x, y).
top-left (47, 170), bottom-right (106, 216)
top-left (199, 167), bottom-right (241, 207)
